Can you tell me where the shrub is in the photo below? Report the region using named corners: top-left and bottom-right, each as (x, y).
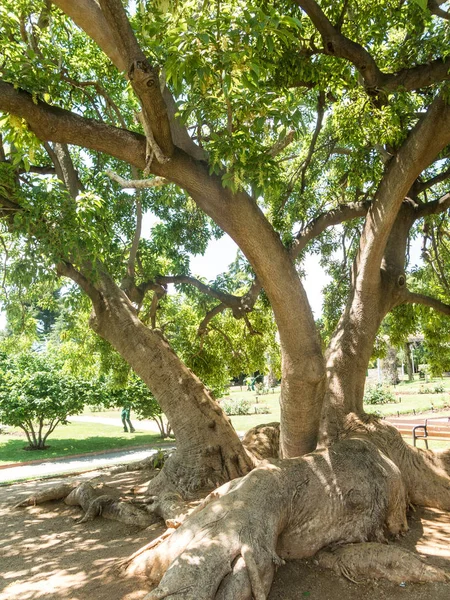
top-left (222, 398), bottom-right (251, 415)
top-left (434, 384), bottom-right (445, 394)
top-left (363, 384), bottom-right (395, 405)
top-left (0, 351), bottom-right (89, 450)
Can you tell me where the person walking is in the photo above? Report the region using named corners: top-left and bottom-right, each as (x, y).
top-left (121, 406), bottom-right (135, 432)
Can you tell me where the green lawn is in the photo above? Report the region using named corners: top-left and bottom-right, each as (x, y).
top-left (221, 378), bottom-right (450, 430)
top-left (2, 378), bottom-right (449, 466)
top-left (0, 421), bottom-right (164, 465)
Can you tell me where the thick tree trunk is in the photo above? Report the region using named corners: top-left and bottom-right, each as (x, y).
top-left (125, 438), bottom-right (411, 599)
top-left (88, 272), bottom-right (254, 495)
top-left (172, 158), bottom-right (326, 458)
top-left (321, 205), bottom-right (416, 442)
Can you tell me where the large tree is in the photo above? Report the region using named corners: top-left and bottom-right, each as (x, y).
top-left (3, 0), bottom-right (450, 598)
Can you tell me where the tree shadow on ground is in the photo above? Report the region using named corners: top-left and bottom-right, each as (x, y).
top-left (0, 470), bottom-right (163, 600)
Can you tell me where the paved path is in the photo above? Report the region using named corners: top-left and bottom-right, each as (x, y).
top-left (0, 415), bottom-right (173, 484)
top-left (0, 446), bottom-right (166, 484)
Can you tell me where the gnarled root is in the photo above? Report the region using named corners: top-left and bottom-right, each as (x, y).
top-left (317, 542), bottom-right (450, 583)
top-left (146, 447), bottom-right (255, 500)
top-left (125, 439), bottom-right (407, 600)
top-left (132, 491), bottom-right (187, 528)
top-left (343, 413), bottom-right (450, 510)
top-left (65, 482), bottom-right (158, 527)
top-left (241, 422), bottom-right (280, 460)
top-left (108, 450), bottom-right (172, 476)
top-left (13, 482), bottom-right (78, 509)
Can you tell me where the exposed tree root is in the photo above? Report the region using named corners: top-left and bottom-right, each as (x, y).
top-left (132, 491), bottom-right (188, 528)
top-left (145, 446), bottom-right (256, 499)
top-left (241, 422), bottom-right (280, 460)
top-left (64, 482), bottom-right (159, 526)
top-left (13, 480), bottom-right (161, 528)
top-left (12, 482), bottom-right (78, 508)
top-left (316, 542), bottom-right (450, 583)
top-left (107, 450), bottom-right (172, 476)
top-left (125, 439), bottom-right (409, 600)
top-left (342, 413), bottom-right (450, 509)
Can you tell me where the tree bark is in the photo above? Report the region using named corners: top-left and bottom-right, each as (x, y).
top-left (86, 270), bottom-right (254, 495)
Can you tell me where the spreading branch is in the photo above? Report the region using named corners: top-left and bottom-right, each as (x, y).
top-left (415, 192), bottom-right (450, 218)
top-left (354, 89), bottom-right (450, 286)
top-left (43, 142), bottom-right (82, 199)
top-left (98, 0), bottom-right (173, 160)
top-left (402, 290), bottom-right (450, 316)
top-left (290, 200), bottom-right (371, 258)
top-left (56, 261), bottom-right (100, 302)
top-left (139, 275), bottom-right (256, 318)
top-left (293, 0), bottom-right (450, 94)
top-left (410, 167), bottom-right (450, 198)
top-left (267, 130), bottom-right (296, 158)
top-left (198, 303), bottom-right (227, 335)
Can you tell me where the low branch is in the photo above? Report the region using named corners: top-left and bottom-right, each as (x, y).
top-left (290, 200), bottom-right (371, 258)
top-left (56, 261), bottom-right (100, 302)
top-left (402, 290), bottom-right (450, 315)
top-left (415, 192), bottom-right (450, 218)
top-left (105, 170), bottom-right (168, 189)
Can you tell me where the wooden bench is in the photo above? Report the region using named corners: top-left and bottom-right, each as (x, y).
top-left (385, 416), bottom-right (450, 448)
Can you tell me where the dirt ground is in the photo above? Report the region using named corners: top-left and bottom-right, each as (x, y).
top-left (0, 467), bottom-right (449, 600)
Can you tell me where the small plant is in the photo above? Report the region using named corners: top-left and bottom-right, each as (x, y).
top-left (152, 449), bottom-right (170, 470)
top-left (419, 385), bottom-right (434, 394)
top-left (363, 384), bottom-right (395, 405)
top-left (222, 398), bottom-right (251, 415)
top-left (434, 384), bottom-right (445, 394)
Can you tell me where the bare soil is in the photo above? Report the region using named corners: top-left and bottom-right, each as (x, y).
top-left (0, 468), bottom-right (449, 600)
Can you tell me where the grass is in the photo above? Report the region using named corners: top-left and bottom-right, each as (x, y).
top-left (2, 377), bottom-right (450, 465)
top-left (364, 377), bottom-right (450, 417)
top-left (222, 378), bottom-right (450, 430)
top-left (0, 421), bottom-right (163, 465)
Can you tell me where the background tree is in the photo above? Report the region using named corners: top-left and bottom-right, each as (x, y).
top-left (0, 350), bottom-right (89, 449)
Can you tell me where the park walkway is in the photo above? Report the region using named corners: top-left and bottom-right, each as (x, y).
top-left (0, 446), bottom-right (166, 484)
top-left (0, 414), bottom-right (172, 484)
